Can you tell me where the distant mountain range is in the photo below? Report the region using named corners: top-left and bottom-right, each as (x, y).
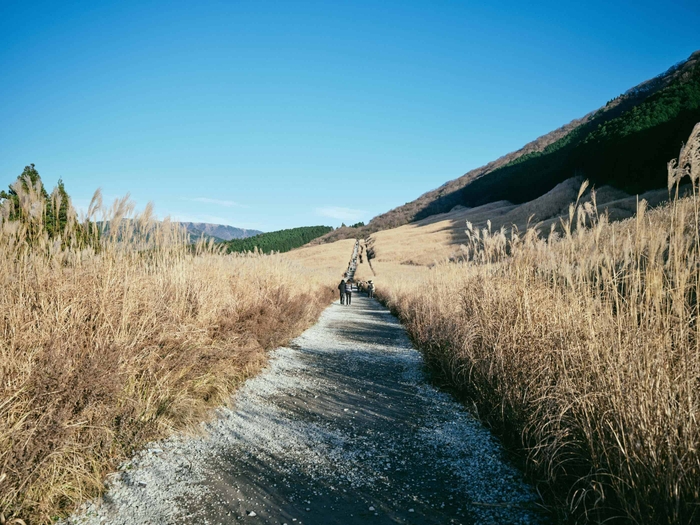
top-left (177, 222), bottom-right (262, 242)
top-left (314, 49), bottom-right (700, 244)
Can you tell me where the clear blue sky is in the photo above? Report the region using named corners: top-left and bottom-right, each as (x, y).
top-left (1, 1), bottom-right (699, 231)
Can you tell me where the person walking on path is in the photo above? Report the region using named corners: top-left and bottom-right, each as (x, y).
top-left (338, 279), bottom-right (347, 305)
top-left (367, 280), bottom-right (375, 298)
top-left (346, 281), bottom-right (353, 305)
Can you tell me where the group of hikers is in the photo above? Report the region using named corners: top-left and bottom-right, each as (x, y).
top-left (337, 278), bottom-right (374, 305)
top-left (337, 239), bottom-right (374, 305)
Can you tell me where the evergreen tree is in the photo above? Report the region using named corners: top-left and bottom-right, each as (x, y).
top-left (0, 164), bottom-right (88, 244)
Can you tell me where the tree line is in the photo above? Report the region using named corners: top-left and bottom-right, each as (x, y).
top-left (223, 225), bottom-right (333, 254)
top-left (0, 164), bottom-right (96, 247)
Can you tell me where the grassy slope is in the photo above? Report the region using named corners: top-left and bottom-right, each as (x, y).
top-left (374, 191), bottom-right (700, 524)
top-left (289, 190), bottom-right (700, 524)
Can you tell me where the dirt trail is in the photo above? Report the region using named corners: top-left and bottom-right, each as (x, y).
top-left (66, 296), bottom-right (543, 525)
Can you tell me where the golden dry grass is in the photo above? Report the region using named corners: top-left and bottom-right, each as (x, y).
top-left (283, 237), bottom-right (358, 281)
top-left (0, 185), bottom-right (334, 524)
top-left (304, 179), bottom-right (670, 272)
top-left (289, 124), bottom-right (700, 524)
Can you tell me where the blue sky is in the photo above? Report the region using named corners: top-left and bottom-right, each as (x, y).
top-left (1, 1), bottom-right (699, 231)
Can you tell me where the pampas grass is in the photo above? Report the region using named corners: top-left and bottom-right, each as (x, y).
top-left (0, 184), bottom-right (333, 524)
top-left (376, 124), bottom-right (700, 523)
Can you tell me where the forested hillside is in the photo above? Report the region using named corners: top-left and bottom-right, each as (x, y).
top-left (224, 225), bottom-right (332, 254)
top-left (312, 50), bottom-right (700, 244)
top-left (413, 57), bottom-right (700, 218)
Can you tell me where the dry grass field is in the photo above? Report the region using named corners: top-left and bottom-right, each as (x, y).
top-left (0, 185), bottom-right (334, 524)
top-left (4, 130), bottom-right (697, 524)
top-left (288, 125), bottom-right (700, 524)
top-left (283, 237), bottom-right (358, 283)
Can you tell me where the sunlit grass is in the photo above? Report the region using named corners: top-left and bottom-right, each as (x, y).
top-left (373, 125), bottom-right (700, 523)
top-left (0, 184), bottom-right (333, 524)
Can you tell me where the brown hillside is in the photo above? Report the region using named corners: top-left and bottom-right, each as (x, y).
top-left (290, 176), bottom-right (673, 276)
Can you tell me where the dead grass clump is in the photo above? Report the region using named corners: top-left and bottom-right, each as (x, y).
top-left (0, 182), bottom-right (333, 524)
top-left (378, 124), bottom-right (700, 524)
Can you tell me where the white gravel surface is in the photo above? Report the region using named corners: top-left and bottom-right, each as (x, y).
top-left (63, 296), bottom-right (544, 525)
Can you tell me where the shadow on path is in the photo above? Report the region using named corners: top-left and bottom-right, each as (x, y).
top-left (182, 295), bottom-right (544, 525)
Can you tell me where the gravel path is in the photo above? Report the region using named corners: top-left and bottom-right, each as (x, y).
top-left (65, 296), bottom-right (543, 525)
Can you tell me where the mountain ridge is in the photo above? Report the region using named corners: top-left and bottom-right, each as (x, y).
top-left (311, 50), bottom-right (700, 245)
top-left (177, 222), bottom-right (262, 242)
